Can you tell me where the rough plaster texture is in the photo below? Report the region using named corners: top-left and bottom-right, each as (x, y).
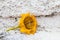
top-left (0, 0), bottom-right (60, 40)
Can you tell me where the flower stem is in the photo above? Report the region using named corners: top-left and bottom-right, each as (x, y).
top-left (6, 26), bottom-right (20, 32)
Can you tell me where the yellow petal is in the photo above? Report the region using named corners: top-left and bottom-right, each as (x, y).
top-left (19, 12), bottom-right (37, 34)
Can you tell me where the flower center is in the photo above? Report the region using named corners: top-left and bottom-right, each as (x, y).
top-left (24, 17), bottom-right (34, 29)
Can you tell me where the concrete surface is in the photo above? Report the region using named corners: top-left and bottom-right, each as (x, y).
top-left (0, 0), bottom-right (60, 40)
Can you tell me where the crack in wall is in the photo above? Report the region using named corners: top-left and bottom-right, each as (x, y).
top-left (0, 12), bottom-right (60, 18)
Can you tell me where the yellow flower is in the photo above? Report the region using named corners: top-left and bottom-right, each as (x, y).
top-left (19, 12), bottom-right (37, 34)
top-left (6, 12), bottom-right (37, 35)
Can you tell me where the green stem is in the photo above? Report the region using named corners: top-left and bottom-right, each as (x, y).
top-left (6, 25), bottom-right (20, 32)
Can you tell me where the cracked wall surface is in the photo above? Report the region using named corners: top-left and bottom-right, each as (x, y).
top-left (0, 0), bottom-right (60, 40)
